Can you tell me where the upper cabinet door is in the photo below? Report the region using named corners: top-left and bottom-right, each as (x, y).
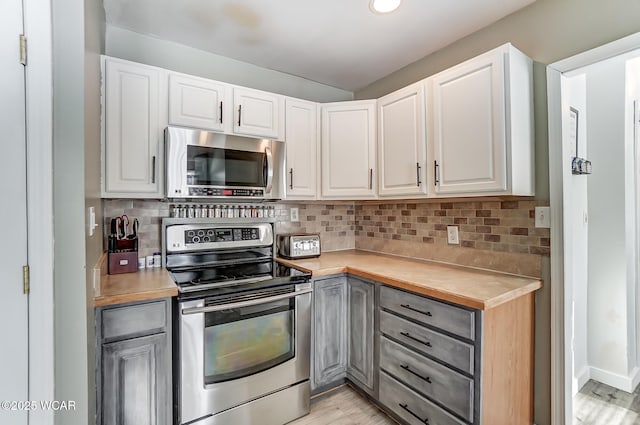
top-left (285, 98), bottom-right (318, 200)
top-left (321, 101), bottom-right (377, 199)
top-left (102, 57), bottom-right (167, 198)
top-left (168, 73), bottom-right (230, 133)
top-left (430, 44), bottom-right (534, 196)
top-left (377, 82), bottom-right (427, 197)
top-left (233, 87), bottom-right (285, 140)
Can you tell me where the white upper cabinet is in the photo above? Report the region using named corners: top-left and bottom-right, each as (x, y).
top-left (285, 98), bottom-right (318, 200)
top-left (321, 100), bottom-right (377, 199)
top-left (377, 82), bottom-right (427, 197)
top-left (429, 43), bottom-right (534, 196)
top-left (233, 87), bottom-right (285, 140)
top-left (102, 56), bottom-right (167, 198)
top-left (168, 73), bottom-right (231, 133)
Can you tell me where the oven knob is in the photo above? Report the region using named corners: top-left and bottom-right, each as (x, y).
top-left (202, 236), bottom-right (210, 243)
top-left (207, 230), bottom-right (214, 236)
top-left (187, 230), bottom-right (195, 237)
top-left (192, 236), bottom-right (200, 243)
top-left (197, 230), bottom-right (205, 237)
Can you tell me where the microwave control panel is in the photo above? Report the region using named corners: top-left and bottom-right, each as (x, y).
top-left (188, 187), bottom-right (265, 197)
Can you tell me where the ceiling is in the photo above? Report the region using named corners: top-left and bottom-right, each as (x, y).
top-left (103, 0), bottom-right (536, 92)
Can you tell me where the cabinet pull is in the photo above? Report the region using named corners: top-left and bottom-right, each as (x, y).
top-left (400, 364), bottom-right (432, 384)
top-left (434, 160), bottom-right (440, 186)
top-left (399, 403), bottom-right (429, 424)
top-left (400, 331), bottom-right (432, 348)
top-left (151, 156), bottom-right (156, 184)
top-left (289, 168), bottom-right (294, 190)
top-left (369, 168), bottom-right (373, 190)
top-left (237, 104), bottom-right (242, 126)
top-left (416, 162), bottom-right (422, 186)
top-left (219, 101), bottom-right (223, 124)
top-left (400, 303), bottom-right (433, 317)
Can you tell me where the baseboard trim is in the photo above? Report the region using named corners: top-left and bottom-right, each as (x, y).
top-left (574, 365), bottom-right (591, 395)
top-left (589, 366), bottom-right (639, 393)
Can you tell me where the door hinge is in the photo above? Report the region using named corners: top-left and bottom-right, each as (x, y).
top-left (19, 34), bottom-right (27, 66)
top-left (23, 265), bottom-right (30, 294)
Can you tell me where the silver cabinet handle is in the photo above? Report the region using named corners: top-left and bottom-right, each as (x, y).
top-left (434, 160), bottom-right (440, 186)
top-left (416, 162), bottom-right (422, 186)
top-left (151, 156), bottom-right (156, 184)
top-left (237, 104), bottom-right (242, 126)
top-left (181, 288), bottom-right (313, 315)
top-left (369, 168), bottom-right (373, 190)
top-left (289, 168), bottom-right (294, 190)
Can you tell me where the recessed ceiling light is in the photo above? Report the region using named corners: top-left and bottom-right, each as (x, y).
top-left (370, 0), bottom-right (402, 14)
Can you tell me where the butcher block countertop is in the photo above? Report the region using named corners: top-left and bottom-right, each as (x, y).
top-left (93, 254), bottom-right (178, 307)
top-left (277, 250), bottom-right (541, 310)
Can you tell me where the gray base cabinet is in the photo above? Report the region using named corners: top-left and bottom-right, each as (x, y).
top-left (311, 276), bottom-right (347, 390)
top-left (96, 298), bottom-right (172, 425)
top-left (346, 276), bottom-right (375, 394)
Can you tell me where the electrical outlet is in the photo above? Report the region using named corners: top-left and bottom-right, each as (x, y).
top-left (535, 206), bottom-right (551, 228)
top-left (447, 225), bottom-right (459, 245)
top-left (290, 207), bottom-right (299, 222)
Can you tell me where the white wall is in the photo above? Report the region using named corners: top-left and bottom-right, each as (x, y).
top-left (105, 26), bottom-right (353, 103)
top-left (582, 51), bottom-right (639, 391)
top-left (561, 73), bottom-right (589, 395)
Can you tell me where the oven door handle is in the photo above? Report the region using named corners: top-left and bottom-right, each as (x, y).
top-left (181, 287), bottom-right (313, 315)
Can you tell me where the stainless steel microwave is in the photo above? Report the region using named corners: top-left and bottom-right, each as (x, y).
top-left (166, 126), bottom-right (285, 200)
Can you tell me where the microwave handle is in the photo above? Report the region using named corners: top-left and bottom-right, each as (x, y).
top-left (265, 146), bottom-right (273, 194)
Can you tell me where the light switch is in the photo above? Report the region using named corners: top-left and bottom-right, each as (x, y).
top-left (535, 206), bottom-right (551, 228)
top-left (88, 206), bottom-right (98, 237)
top-left (290, 207), bottom-right (299, 222)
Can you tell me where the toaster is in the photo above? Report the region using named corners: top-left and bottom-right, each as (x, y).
top-left (277, 234), bottom-right (321, 259)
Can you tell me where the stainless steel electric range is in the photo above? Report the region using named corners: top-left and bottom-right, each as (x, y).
top-left (162, 218), bottom-right (312, 425)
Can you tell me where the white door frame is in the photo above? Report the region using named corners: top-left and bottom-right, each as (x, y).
top-left (548, 32), bottom-right (640, 425)
top-left (23, 0), bottom-right (54, 424)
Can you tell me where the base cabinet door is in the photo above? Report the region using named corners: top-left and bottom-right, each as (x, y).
top-left (347, 277), bottom-right (375, 394)
top-left (102, 333), bottom-right (170, 425)
top-left (312, 276), bottom-right (347, 390)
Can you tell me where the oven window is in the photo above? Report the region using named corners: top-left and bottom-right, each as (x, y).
top-left (203, 297), bottom-right (294, 383)
top-left (187, 145), bottom-right (265, 187)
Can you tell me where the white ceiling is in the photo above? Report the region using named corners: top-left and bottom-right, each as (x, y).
top-left (103, 0), bottom-right (536, 91)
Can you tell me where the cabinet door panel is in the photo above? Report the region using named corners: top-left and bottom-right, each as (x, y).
top-left (285, 99), bottom-right (317, 199)
top-left (103, 58), bottom-right (165, 197)
top-left (168, 73), bottom-right (228, 132)
top-left (321, 101), bottom-right (376, 198)
top-left (102, 333), bottom-right (169, 425)
top-left (347, 277), bottom-right (375, 393)
top-left (378, 83), bottom-right (426, 197)
top-left (432, 50), bottom-right (507, 194)
top-left (233, 87), bottom-right (283, 139)
top-left (312, 277), bottom-right (347, 388)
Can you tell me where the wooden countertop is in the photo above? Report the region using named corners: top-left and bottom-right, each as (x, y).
top-left (94, 254), bottom-right (178, 307)
top-left (277, 250), bottom-right (541, 310)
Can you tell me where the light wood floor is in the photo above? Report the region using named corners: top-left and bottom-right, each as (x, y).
top-left (290, 385), bottom-right (397, 425)
top-left (574, 380), bottom-right (640, 424)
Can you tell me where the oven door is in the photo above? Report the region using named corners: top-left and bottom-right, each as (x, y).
top-left (178, 282), bottom-right (311, 424)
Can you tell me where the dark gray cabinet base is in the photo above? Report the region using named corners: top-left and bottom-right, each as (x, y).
top-left (96, 298), bottom-right (172, 425)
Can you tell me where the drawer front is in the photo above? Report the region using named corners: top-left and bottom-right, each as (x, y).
top-left (380, 310), bottom-right (474, 375)
top-left (101, 300), bottom-right (168, 342)
top-left (380, 337), bottom-right (473, 422)
top-left (379, 371), bottom-right (466, 425)
top-left (380, 286), bottom-right (475, 340)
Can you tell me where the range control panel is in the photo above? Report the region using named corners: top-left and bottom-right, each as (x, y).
top-left (184, 227), bottom-right (259, 244)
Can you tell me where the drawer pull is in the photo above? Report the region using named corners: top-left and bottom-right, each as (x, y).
top-left (400, 364), bottom-right (432, 384)
top-left (400, 303), bottom-right (433, 317)
top-left (400, 331), bottom-right (432, 348)
top-left (399, 403), bottom-right (430, 424)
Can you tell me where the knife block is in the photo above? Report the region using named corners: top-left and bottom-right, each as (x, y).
top-left (108, 236), bottom-right (139, 274)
